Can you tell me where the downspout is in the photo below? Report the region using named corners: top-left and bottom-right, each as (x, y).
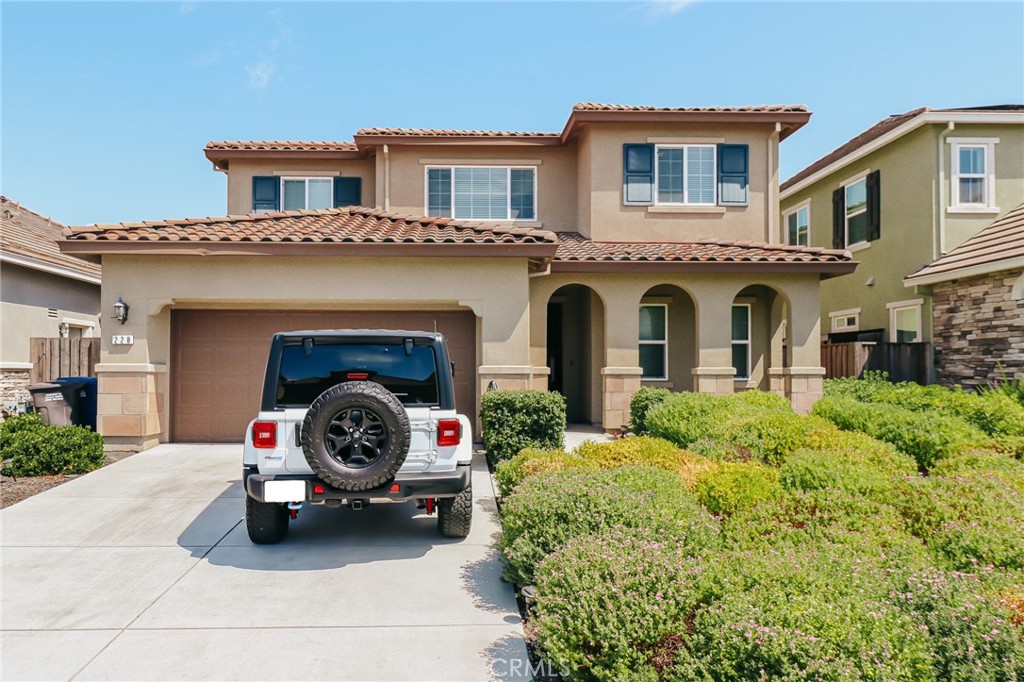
top-left (936, 122), bottom-right (955, 259)
top-left (383, 144), bottom-right (391, 211)
top-left (767, 123), bottom-right (781, 243)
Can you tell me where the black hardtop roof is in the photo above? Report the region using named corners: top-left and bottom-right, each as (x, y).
top-left (273, 329), bottom-right (445, 341)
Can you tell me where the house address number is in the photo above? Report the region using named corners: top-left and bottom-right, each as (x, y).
top-left (112, 335), bottom-right (134, 345)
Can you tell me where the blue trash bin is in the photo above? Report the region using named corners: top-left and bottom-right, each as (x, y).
top-left (55, 376), bottom-right (98, 431)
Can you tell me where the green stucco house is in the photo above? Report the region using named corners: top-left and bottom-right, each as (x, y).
top-left (780, 106), bottom-right (1024, 366)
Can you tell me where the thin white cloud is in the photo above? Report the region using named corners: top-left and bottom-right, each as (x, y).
top-left (647, 0), bottom-right (700, 16)
top-left (246, 61), bottom-right (275, 90)
top-left (243, 8), bottom-right (293, 91)
top-left (179, 2), bottom-right (197, 15)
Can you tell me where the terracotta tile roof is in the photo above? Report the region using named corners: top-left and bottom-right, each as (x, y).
top-left (905, 204), bottom-right (1024, 283)
top-left (573, 102), bottom-right (809, 114)
top-left (554, 233), bottom-right (852, 264)
top-left (781, 105), bottom-right (1024, 192)
top-left (64, 206), bottom-right (558, 246)
top-left (355, 127), bottom-right (560, 138)
top-left (0, 196), bottom-right (101, 281)
top-left (205, 141), bottom-right (358, 152)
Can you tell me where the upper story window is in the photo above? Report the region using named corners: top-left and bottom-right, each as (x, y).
top-left (832, 170), bottom-right (880, 249)
top-left (425, 166), bottom-right (536, 221)
top-left (784, 203), bottom-right (810, 246)
top-left (656, 145), bottom-right (716, 205)
top-left (282, 177), bottom-right (333, 211)
top-left (949, 139), bottom-right (998, 211)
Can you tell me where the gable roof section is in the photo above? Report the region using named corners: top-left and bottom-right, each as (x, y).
top-left (904, 204), bottom-right (1024, 285)
top-left (206, 141), bottom-right (359, 152)
top-left (782, 105), bottom-right (1024, 196)
top-left (0, 196), bottom-right (101, 283)
top-left (554, 233), bottom-right (854, 275)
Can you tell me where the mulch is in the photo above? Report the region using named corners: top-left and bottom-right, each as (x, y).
top-left (0, 474), bottom-right (78, 508)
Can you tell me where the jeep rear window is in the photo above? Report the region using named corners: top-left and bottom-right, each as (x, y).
top-left (276, 342), bottom-right (439, 407)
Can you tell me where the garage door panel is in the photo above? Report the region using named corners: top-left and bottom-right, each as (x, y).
top-left (171, 310), bottom-right (476, 442)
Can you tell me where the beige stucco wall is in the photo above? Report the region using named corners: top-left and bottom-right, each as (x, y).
top-left (0, 263), bottom-right (101, 364)
top-left (583, 122), bottom-right (778, 243)
top-left (381, 144), bottom-right (579, 232)
top-left (225, 158), bottom-right (377, 215)
top-left (781, 121), bottom-right (1023, 343)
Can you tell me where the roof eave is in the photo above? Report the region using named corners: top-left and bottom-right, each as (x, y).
top-left (58, 239), bottom-right (559, 259)
top-left (561, 110), bottom-right (812, 143)
top-left (904, 256), bottom-right (1024, 287)
top-left (352, 134), bottom-right (562, 148)
top-left (0, 251), bottom-right (102, 283)
top-left (550, 259), bottom-right (856, 276)
top-left (203, 148), bottom-right (368, 170)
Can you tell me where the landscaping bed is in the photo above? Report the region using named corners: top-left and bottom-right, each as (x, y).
top-left (484, 384), bottom-right (1024, 681)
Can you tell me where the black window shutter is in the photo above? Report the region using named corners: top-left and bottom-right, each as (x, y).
top-left (333, 177), bottom-right (362, 208)
top-left (717, 144), bottom-right (749, 206)
top-left (622, 144), bottom-right (655, 206)
top-left (832, 188), bottom-right (845, 249)
top-left (252, 176), bottom-right (280, 212)
top-left (866, 170), bottom-right (881, 241)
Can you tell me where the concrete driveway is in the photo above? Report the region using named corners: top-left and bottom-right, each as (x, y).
top-left (1, 444), bottom-right (529, 681)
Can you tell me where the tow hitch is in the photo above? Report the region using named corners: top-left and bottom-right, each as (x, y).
top-left (425, 498), bottom-right (436, 515)
top-left (287, 501), bottom-right (302, 519)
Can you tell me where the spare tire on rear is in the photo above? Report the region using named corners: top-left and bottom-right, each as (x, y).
top-left (300, 381), bottom-right (411, 492)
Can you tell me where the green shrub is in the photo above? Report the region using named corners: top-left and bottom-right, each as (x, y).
top-left (532, 527), bottom-right (706, 681)
top-left (645, 391), bottom-right (730, 448)
top-left (725, 389), bottom-right (794, 413)
top-left (812, 396), bottom-right (990, 471)
top-left (499, 467), bottom-right (718, 586)
top-left (799, 425), bottom-right (915, 473)
top-left (981, 376), bottom-right (1024, 407)
top-left (779, 448), bottom-right (915, 499)
top-left (694, 462), bottom-right (780, 516)
top-left (1, 415), bottom-right (104, 477)
top-left (493, 448), bottom-right (589, 498)
top-left (894, 569), bottom-right (1024, 681)
top-left (719, 411), bottom-right (819, 466)
top-left (628, 386), bottom-right (671, 436)
top-left (480, 390), bottom-right (565, 465)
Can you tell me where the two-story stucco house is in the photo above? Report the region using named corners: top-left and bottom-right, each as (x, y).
top-left (1, 197), bottom-right (102, 409)
top-left (60, 103), bottom-right (855, 451)
top-left (779, 105), bottom-right (1024, 357)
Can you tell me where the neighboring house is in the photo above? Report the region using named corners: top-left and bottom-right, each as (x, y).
top-left (904, 204), bottom-right (1024, 388)
top-left (59, 103), bottom-right (856, 451)
top-left (780, 106), bottom-right (1024, 353)
top-left (0, 197), bottom-right (102, 408)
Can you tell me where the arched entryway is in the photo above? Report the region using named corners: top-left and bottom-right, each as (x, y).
top-left (639, 284), bottom-right (698, 391)
top-left (547, 284), bottom-right (605, 424)
top-left (731, 284), bottom-right (790, 390)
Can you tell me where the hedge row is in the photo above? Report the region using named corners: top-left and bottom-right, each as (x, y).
top-left (0, 413), bottom-right (105, 477)
top-left (480, 389), bottom-right (566, 465)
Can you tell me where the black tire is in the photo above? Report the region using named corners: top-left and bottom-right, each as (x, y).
top-left (300, 381), bottom-right (411, 492)
top-left (246, 495), bottom-right (289, 544)
top-left (438, 484), bottom-right (473, 538)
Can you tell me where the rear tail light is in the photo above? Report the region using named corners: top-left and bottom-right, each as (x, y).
top-left (347, 372), bottom-right (369, 380)
top-left (252, 421), bottom-right (277, 449)
top-left (437, 419), bottom-right (461, 447)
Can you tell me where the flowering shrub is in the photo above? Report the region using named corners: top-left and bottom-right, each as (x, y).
top-left (812, 396), bottom-right (990, 471)
top-left (779, 447), bottom-right (915, 500)
top-left (694, 462), bottom-right (780, 516)
top-left (499, 467), bottom-right (718, 586)
top-left (628, 386), bottom-right (671, 436)
top-left (493, 448), bottom-right (590, 498)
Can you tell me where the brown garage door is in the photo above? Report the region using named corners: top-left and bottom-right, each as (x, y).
top-left (171, 310), bottom-right (477, 442)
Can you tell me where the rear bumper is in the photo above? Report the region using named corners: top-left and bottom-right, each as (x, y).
top-left (244, 463), bottom-right (472, 503)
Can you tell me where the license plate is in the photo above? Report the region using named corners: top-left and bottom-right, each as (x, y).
top-left (264, 480), bottom-right (306, 503)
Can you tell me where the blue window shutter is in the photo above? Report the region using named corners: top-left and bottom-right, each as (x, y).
top-left (623, 144), bottom-right (654, 206)
top-left (333, 177), bottom-right (362, 207)
top-left (252, 176), bottom-right (280, 212)
top-left (717, 144), bottom-right (749, 206)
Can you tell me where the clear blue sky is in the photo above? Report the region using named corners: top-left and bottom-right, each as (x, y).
top-left (3, 1), bottom-right (1022, 226)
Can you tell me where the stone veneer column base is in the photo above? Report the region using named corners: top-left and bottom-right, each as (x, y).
top-left (601, 367), bottom-right (643, 432)
top-left (782, 367), bottom-right (825, 414)
top-left (0, 364), bottom-right (33, 418)
top-left (96, 363), bottom-right (167, 452)
top-left (767, 368), bottom-right (787, 396)
top-left (691, 367), bottom-right (736, 395)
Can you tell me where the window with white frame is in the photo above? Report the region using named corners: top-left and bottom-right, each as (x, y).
top-left (888, 300), bottom-right (923, 343)
top-left (785, 204), bottom-right (810, 246)
top-left (281, 177), bottom-right (333, 211)
top-left (656, 145), bottom-right (716, 205)
top-left (731, 304), bottom-right (751, 380)
top-left (425, 166), bottom-right (536, 221)
top-left (951, 140), bottom-right (997, 210)
top-left (639, 304), bottom-right (667, 380)
top-left (829, 308), bottom-right (860, 333)
top-left (844, 176), bottom-right (869, 246)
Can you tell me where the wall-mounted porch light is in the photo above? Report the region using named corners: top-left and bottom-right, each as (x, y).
top-left (113, 297), bottom-right (130, 325)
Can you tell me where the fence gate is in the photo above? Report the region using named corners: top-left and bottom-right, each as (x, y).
top-left (29, 337), bottom-right (100, 383)
top-left (821, 341), bottom-right (933, 384)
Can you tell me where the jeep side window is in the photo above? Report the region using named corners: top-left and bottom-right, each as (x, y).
top-left (276, 342), bottom-right (439, 407)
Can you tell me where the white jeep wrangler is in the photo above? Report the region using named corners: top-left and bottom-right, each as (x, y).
top-left (242, 330), bottom-right (473, 544)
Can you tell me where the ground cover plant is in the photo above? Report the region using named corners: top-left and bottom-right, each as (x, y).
top-left (499, 383), bottom-right (1024, 680)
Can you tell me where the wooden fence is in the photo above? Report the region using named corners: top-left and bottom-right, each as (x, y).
top-left (30, 337), bottom-right (100, 383)
top-left (822, 341), bottom-right (933, 385)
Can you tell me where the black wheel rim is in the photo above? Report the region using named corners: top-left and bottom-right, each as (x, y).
top-left (324, 407), bottom-right (389, 468)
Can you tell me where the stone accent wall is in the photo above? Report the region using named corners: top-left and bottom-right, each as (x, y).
top-left (601, 367), bottom-right (643, 431)
top-left (0, 369), bottom-right (31, 418)
top-left (96, 368), bottom-right (165, 451)
top-left (932, 269), bottom-right (1024, 390)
